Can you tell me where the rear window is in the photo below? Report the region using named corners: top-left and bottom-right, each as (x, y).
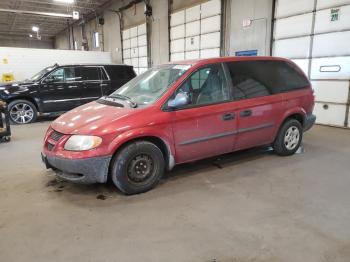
top-left (104, 65), bottom-right (136, 80)
top-left (225, 60), bottom-right (310, 100)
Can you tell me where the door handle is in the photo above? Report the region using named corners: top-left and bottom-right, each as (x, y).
top-left (240, 110), bottom-right (252, 117)
top-left (222, 113), bottom-right (235, 121)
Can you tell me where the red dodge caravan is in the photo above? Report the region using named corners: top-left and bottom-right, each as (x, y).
top-left (42, 57), bottom-right (316, 194)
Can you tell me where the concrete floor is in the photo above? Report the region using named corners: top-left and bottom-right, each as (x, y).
top-left (0, 121), bottom-right (350, 262)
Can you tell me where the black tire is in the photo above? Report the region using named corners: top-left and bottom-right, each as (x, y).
top-left (111, 141), bottom-right (165, 195)
top-left (8, 99), bottom-right (37, 124)
top-left (273, 119), bottom-right (303, 156)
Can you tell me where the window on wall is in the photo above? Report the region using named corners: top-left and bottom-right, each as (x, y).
top-left (122, 23), bottom-right (148, 75)
top-left (170, 0), bottom-right (222, 61)
top-left (93, 32), bottom-right (100, 48)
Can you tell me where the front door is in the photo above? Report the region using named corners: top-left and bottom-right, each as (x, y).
top-left (40, 67), bottom-right (82, 112)
top-left (171, 63), bottom-right (237, 163)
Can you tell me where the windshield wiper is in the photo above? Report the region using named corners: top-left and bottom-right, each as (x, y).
top-left (109, 94), bottom-right (138, 108)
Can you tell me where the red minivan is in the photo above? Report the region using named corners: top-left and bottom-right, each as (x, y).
top-left (42, 57), bottom-right (315, 194)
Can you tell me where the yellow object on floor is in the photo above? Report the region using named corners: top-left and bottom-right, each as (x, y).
top-left (2, 73), bottom-right (14, 82)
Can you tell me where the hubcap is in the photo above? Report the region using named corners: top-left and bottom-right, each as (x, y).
top-left (9, 103), bottom-right (34, 124)
top-left (284, 126), bottom-right (300, 150)
top-left (127, 154), bottom-right (154, 184)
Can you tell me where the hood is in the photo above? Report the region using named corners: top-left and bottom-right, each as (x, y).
top-left (51, 101), bottom-right (139, 135)
top-left (0, 81), bottom-right (36, 93)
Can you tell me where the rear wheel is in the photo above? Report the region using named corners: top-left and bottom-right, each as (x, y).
top-left (273, 119), bottom-right (302, 156)
top-left (8, 100), bottom-right (37, 124)
top-left (111, 141), bottom-right (165, 195)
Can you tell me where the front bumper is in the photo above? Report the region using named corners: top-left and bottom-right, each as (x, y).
top-left (42, 153), bottom-right (111, 184)
top-left (304, 113), bottom-right (316, 132)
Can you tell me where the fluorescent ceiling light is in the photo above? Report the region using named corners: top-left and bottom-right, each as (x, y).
top-left (29, 34), bottom-right (33, 37)
top-left (32, 26), bottom-right (39, 32)
top-left (54, 0), bottom-right (74, 3)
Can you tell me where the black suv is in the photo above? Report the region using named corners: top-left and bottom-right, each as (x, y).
top-left (0, 64), bottom-right (136, 124)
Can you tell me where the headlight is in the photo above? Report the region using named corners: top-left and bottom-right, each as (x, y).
top-left (64, 135), bottom-right (102, 151)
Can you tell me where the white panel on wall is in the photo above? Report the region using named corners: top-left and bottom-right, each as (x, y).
top-left (137, 23), bottom-right (146, 35)
top-left (171, 38), bottom-right (185, 53)
top-left (201, 0), bottom-right (221, 18)
top-left (291, 59), bottom-right (310, 76)
top-left (130, 37), bottom-right (138, 48)
top-left (311, 57), bottom-right (350, 80)
top-left (275, 0), bottom-right (315, 18)
top-left (171, 25), bottom-right (185, 40)
top-left (185, 5), bottom-right (200, 22)
top-left (185, 36), bottom-right (200, 51)
top-left (317, 0), bottom-right (350, 10)
top-left (170, 10), bottom-right (185, 26)
top-left (124, 59), bottom-right (131, 65)
top-left (274, 13), bottom-right (313, 39)
top-left (185, 21), bottom-right (200, 37)
top-left (200, 48), bottom-right (220, 58)
top-left (171, 52), bottom-right (185, 61)
top-left (312, 81), bottom-right (349, 103)
top-left (131, 58), bottom-right (138, 68)
top-left (138, 35), bottom-right (147, 46)
top-left (123, 39), bottom-right (130, 49)
top-left (314, 5), bottom-right (350, 34)
top-left (312, 31), bottom-right (350, 57)
top-left (201, 15), bottom-right (221, 34)
top-left (201, 32), bottom-right (220, 49)
top-left (130, 47), bottom-right (138, 58)
top-left (130, 26), bottom-right (138, 37)
top-left (139, 67), bottom-right (148, 74)
top-left (314, 103), bottom-right (347, 126)
top-left (123, 49), bottom-right (131, 59)
top-left (185, 51), bottom-right (200, 60)
top-left (139, 57), bottom-right (148, 67)
top-left (139, 46), bottom-right (147, 57)
top-left (273, 36), bottom-right (311, 58)
top-left (122, 29), bottom-right (130, 40)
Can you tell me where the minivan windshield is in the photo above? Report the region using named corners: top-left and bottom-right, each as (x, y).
top-left (29, 66), bottom-right (56, 81)
top-left (109, 64), bottom-right (191, 106)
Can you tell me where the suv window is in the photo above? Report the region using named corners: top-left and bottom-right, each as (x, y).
top-left (78, 67), bottom-right (100, 81)
top-left (47, 67), bottom-right (76, 82)
top-left (226, 60), bottom-right (309, 100)
top-left (105, 66), bottom-right (136, 80)
top-left (173, 63), bottom-right (230, 107)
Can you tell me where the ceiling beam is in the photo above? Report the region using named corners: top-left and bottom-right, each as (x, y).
top-left (0, 8), bottom-right (73, 19)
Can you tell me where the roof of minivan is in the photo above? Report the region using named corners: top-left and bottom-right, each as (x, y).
top-left (168, 56), bottom-right (290, 67)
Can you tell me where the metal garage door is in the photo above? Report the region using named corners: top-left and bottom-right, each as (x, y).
top-left (273, 0), bottom-right (350, 128)
top-left (122, 23), bottom-right (148, 75)
top-left (170, 0), bottom-right (222, 61)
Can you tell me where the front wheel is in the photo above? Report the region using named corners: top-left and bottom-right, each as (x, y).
top-left (110, 141), bottom-right (165, 195)
top-left (8, 100), bottom-right (37, 124)
top-left (273, 119), bottom-right (303, 156)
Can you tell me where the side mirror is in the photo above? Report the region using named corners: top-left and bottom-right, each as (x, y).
top-left (167, 92), bottom-right (190, 109)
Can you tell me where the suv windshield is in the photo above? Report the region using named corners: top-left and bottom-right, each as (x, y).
top-left (30, 66), bottom-right (56, 81)
top-left (109, 64), bottom-right (191, 106)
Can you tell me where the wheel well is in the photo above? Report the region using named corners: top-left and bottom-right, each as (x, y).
top-left (109, 136), bottom-right (170, 170)
top-left (7, 97), bottom-right (40, 111)
top-left (286, 113), bottom-right (304, 126)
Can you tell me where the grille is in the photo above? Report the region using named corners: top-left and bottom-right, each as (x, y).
top-left (50, 130), bottom-right (64, 141)
top-left (47, 143), bottom-right (54, 151)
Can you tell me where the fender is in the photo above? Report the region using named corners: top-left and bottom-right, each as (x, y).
top-left (273, 106), bottom-right (306, 138)
top-left (107, 126), bottom-right (176, 170)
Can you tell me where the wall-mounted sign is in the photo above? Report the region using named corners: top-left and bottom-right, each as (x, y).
top-left (2, 58), bottom-right (8, 64)
top-left (235, 50), bottom-right (258, 56)
top-left (73, 11), bottom-right (79, 20)
top-left (330, 8), bottom-right (340, 22)
top-left (242, 19), bottom-right (252, 28)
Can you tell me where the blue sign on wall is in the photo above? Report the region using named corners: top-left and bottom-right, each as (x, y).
top-left (235, 50), bottom-right (258, 56)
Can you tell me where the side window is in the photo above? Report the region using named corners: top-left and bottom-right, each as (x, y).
top-left (226, 61), bottom-right (309, 100)
top-left (80, 67), bottom-right (100, 81)
top-left (47, 67), bottom-right (75, 82)
top-left (174, 63), bottom-right (230, 107)
top-left (100, 68), bottom-right (108, 80)
top-left (226, 62), bottom-right (270, 100)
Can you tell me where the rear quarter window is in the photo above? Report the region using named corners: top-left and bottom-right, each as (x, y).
top-left (226, 60), bottom-right (310, 100)
top-left (104, 66), bottom-right (136, 80)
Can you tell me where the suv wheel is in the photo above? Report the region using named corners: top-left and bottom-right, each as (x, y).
top-left (273, 119), bottom-right (303, 156)
top-left (8, 100), bottom-right (37, 124)
top-left (111, 141), bottom-right (165, 195)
